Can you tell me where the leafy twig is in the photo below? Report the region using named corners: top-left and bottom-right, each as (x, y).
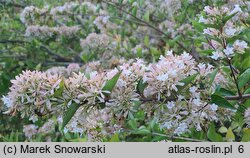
top-left (101, 0), bottom-right (200, 61)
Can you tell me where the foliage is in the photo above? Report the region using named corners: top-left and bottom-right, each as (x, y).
top-left (0, 0), bottom-right (250, 142)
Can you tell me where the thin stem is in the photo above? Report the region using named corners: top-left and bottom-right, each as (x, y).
top-left (151, 132), bottom-right (207, 142)
top-left (228, 58), bottom-right (242, 98)
top-left (225, 94), bottom-right (250, 100)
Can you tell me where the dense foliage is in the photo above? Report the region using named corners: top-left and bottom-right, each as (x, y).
top-left (0, 0), bottom-right (250, 142)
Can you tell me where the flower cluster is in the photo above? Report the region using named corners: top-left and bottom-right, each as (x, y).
top-left (199, 5), bottom-right (249, 60)
top-left (2, 52), bottom-right (232, 138)
top-left (46, 63), bottom-right (81, 77)
top-left (20, 2), bottom-right (97, 25)
top-left (2, 70), bottom-right (63, 122)
top-left (20, 2), bottom-right (98, 39)
top-left (144, 51), bottom-right (197, 98)
top-left (20, 6), bottom-right (49, 25)
top-left (23, 119), bottom-right (55, 139)
top-left (2, 1), bottom-right (250, 142)
top-left (25, 25), bottom-right (80, 38)
top-left (93, 14), bottom-right (118, 33)
top-left (80, 33), bottom-right (111, 50)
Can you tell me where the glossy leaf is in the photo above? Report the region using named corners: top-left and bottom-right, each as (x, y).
top-left (207, 123), bottom-right (223, 142)
top-left (61, 103), bottom-right (81, 130)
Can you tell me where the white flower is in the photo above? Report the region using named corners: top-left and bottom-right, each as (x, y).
top-left (210, 104), bottom-right (218, 111)
top-left (156, 73), bottom-right (168, 81)
top-left (192, 98), bottom-right (202, 106)
top-left (70, 120), bottom-right (78, 128)
top-left (102, 16), bottom-right (110, 23)
top-left (189, 86), bottom-right (197, 94)
top-left (210, 51), bottom-right (223, 60)
top-left (174, 122), bottom-right (188, 135)
top-left (29, 115), bottom-right (38, 123)
top-left (1, 96), bottom-right (13, 108)
top-left (132, 2), bottom-right (138, 7)
top-left (223, 46), bottom-right (234, 56)
top-left (224, 27), bottom-right (237, 37)
top-left (198, 15), bottom-right (208, 24)
top-left (162, 122), bottom-right (172, 129)
top-left (63, 127), bottom-right (69, 133)
top-left (230, 5), bottom-right (242, 15)
top-left (233, 40), bottom-right (248, 53)
top-left (166, 101), bottom-right (175, 109)
top-left (57, 116), bottom-right (63, 124)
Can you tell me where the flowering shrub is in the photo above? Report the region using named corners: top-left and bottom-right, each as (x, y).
top-left (0, 0), bottom-right (250, 142)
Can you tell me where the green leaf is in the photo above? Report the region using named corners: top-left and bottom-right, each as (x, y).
top-left (69, 137), bottom-right (87, 142)
top-left (222, 12), bottom-right (238, 24)
top-left (244, 88), bottom-right (250, 94)
top-left (150, 47), bottom-right (160, 56)
top-left (132, 7), bottom-right (137, 16)
top-left (209, 68), bottom-right (218, 84)
top-left (143, 11), bottom-right (150, 22)
top-left (53, 80), bottom-right (64, 97)
top-left (61, 103), bottom-right (80, 130)
top-left (226, 127), bottom-right (235, 142)
top-left (102, 72), bottom-right (121, 96)
top-left (214, 87), bottom-right (235, 96)
top-left (218, 126), bottom-right (228, 134)
top-left (144, 35), bottom-right (150, 48)
top-left (128, 119), bottom-right (137, 130)
top-left (199, 49), bottom-right (214, 55)
top-left (207, 123), bottom-right (223, 142)
top-left (211, 94), bottom-right (235, 109)
top-left (242, 128), bottom-right (250, 142)
top-left (109, 133), bottom-right (120, 142)
top-left (238, 68), bottom-right (250, 89)
top-left (149, 117), bottom-right (157, 129)
top-left (177, 73), bottom-right (198, 92)
top-left (136, 78), bottom-right (148, 95)
top-left (135, 110), bottom-right (145, 121)
top-left (134, 126), bottom-right (151, 135)
top-left (192, 20), bottom-right (205, 32)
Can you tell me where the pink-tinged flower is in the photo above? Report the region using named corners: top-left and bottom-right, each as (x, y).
top-left (204, 6), bottom-right (219, 15)
top-left (106, 69), bottom-right (119, 80)
top-left (233, 40), bottom-right (248, 53)
top-left (23, 124), bottom-right (38, 139)
top-left (144, 51), bottom-right (196, 99)
top-left (210, 40), bottom-right (222, 49)
top-left (203, 28), bottom-right (219, 36)
top-left (156, 73), bottom-right (169, 81)
top-left (244, 108), bottom-right (250, 127)
top-left (80, 33), bottom-right (110, 50)
top-left (38, 119), bottom-right (55, 134)
top-left (197, 63), bottom-right (213, 76)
